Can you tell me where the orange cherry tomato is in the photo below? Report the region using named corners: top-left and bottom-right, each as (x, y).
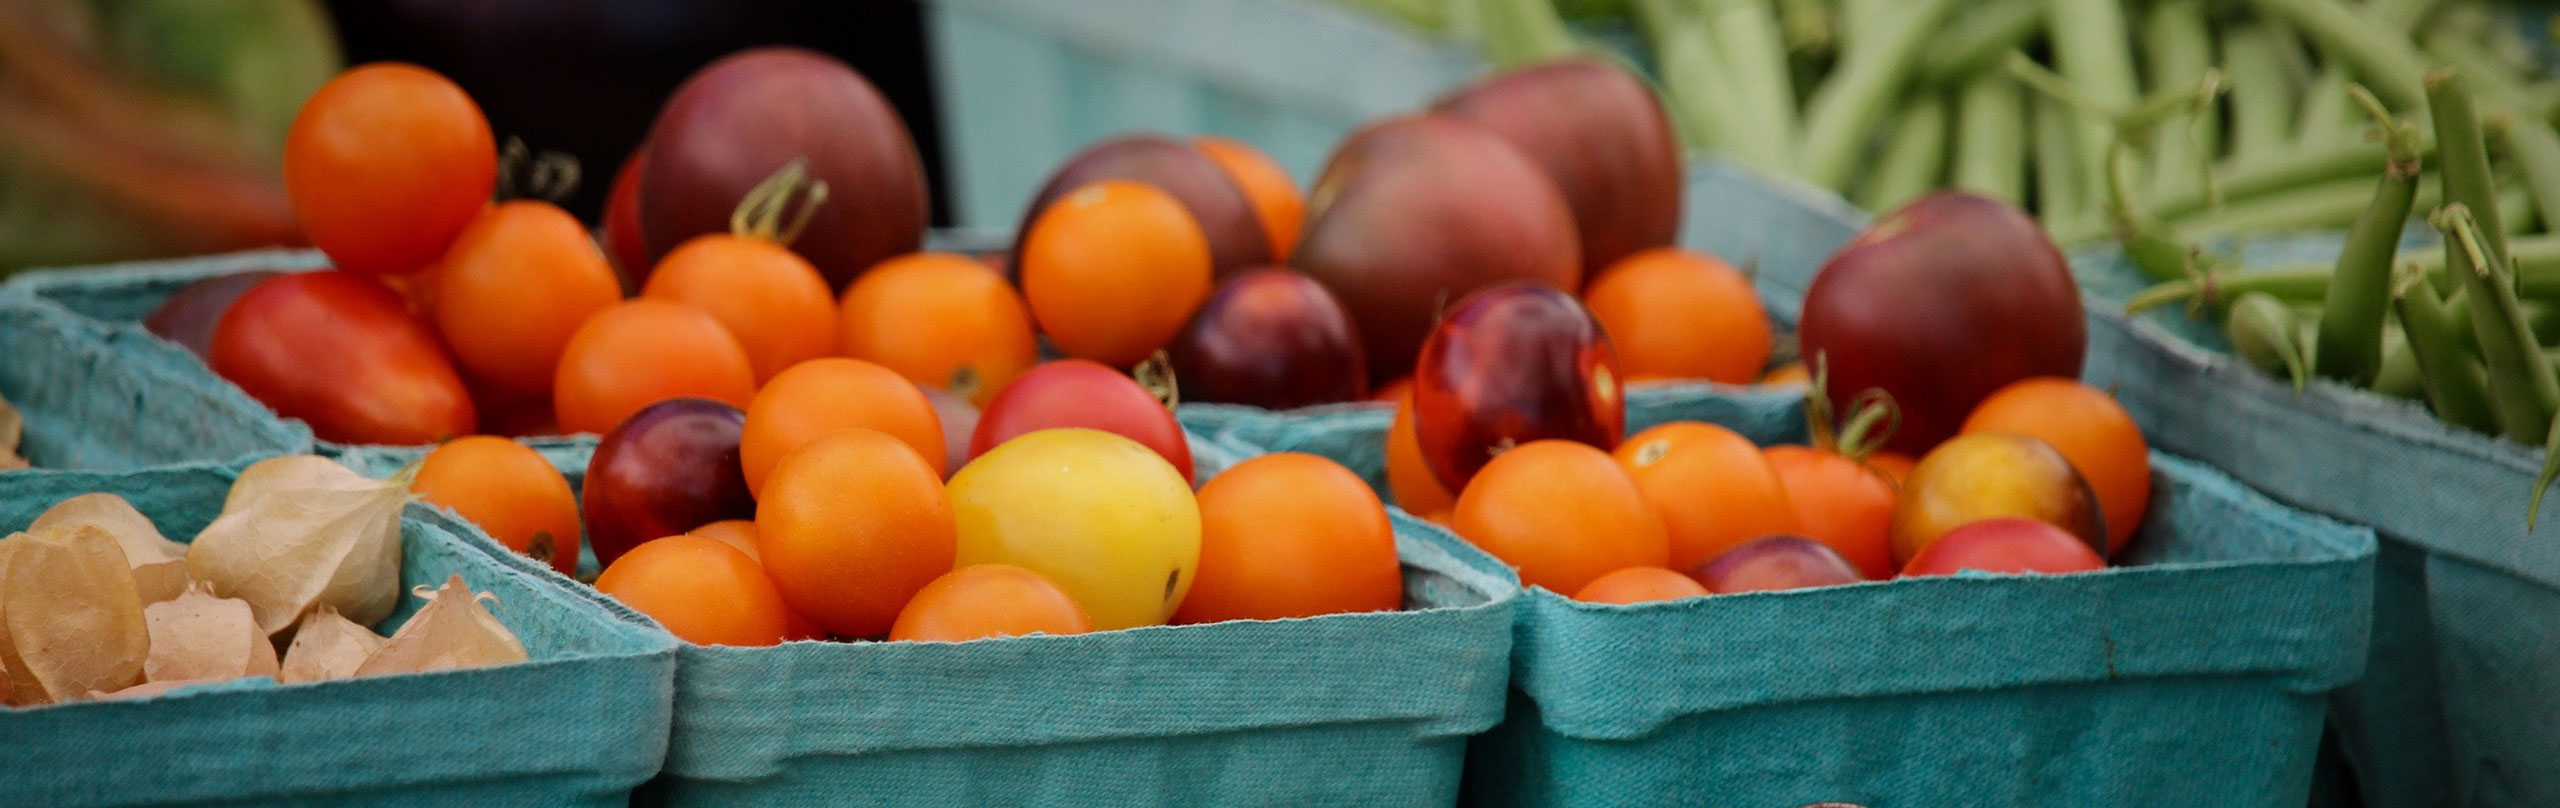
top-left (284, 63), bottom-right (496, 276)
top-left (1582, 248), bottom-right (1774, 384)
top-left (838, 252), bottom-right (1038, 407)
top-left (1612, 421), bottom-right (1800, 570)
top-left (888, 564), bottom-right (1093, 642)
top-left (756, 428), bottom-right (957, 638)
top-left (739, 357), bottom-right (947, 497)
top-left (413, 436), bottom-right (581, 575)
top-left (1194, 136), bottom-right (1305, 261)
top-left (432, 201), bottom-right (622, 395)
top-left (642, 234), bottom-right (840, 384)
top-left (1573, 566), bottom-right (1710, 604)
top-left (1961, 377), bottom-right (2151, 555)
top-left (552, 300), bottom-right (757, 435)
top-left (595, 535), bottom-right (793, 646)
top-left (1175, 452), bottom-right (1403, 623)
top-left (1451, 440), bottom-right (1669, 594)
top-left (1762, 445), bottom-right (1898, 580)
top-left (1386, 393), bottom-right (1457, 516)
top-left (1019, 180), bottom-right (1214, 366)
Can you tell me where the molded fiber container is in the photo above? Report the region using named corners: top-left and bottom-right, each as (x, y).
top-left (0, 297), bottom-right (312, 471)
top-left (924, 0), bottom-right (1482, 228)
top-left (1184, 389), bottom-right (2375, 806)
top-left (0, 463), bottom-right (678, 807)
top-left (602, 435), bottom-right (1519, 806)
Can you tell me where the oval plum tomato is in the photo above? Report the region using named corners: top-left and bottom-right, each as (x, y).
top-left (738, 357), bottom-right (947, 496)
top-left (582, 398), bottom-right (754, 567)
top-left (1900, 518), bottom-right (2106, 577)
top-left (432, 201), bottom-right (622, 395)
top-left (888, 564), bottom-right (1094, 642)
top-left (413, 435), bottom-right (581, 575)
top-left (1019, 180), bottom-right (1215, 366)
top-left (1413, 282), bottom-right (1624, 492)
top-left (1612, 421), bottom-right (1799, 570)
top-left (1194, 136), bottom-right (1305, 261)
top-left (1168, 269), bottom-right (1369, 409)
top-left (552, 300), bottom-right (757, 435)
top-left (1582, 248), bottom-right (1773, 384)
top-left (1762, 445), bottom-right (1898, 580)
top-left (1451, 440), bottom-right (1668, 594)
top-left (947, 428), bottom-right (1201, 630)
top-left (595, 535), bottom-right (792, 646)
top-left (1174, 452), bottom-right (1401, 624)
top-left (757, 428), bottom-right (957, 638)
top-left (210, 271), bottom-right (476, 444)
top-left (1890, 432), bottom-right (2105, 565)
top-left (971, 359), bottom-right (1193, 481)
top-left (146, 271), bottom-right (278, 360)
top-left (1572, 566), bottom-right (1709, 604)
top-left (284, 63), bottom-right (496, 276)
top-left (642, 234), bottom-right (840, 384)
top-left (1961, 378), bottom-right (2151, 555)
top-left (837, 252), bottom-right (1038, 407)
top-left (1385, 393), bottom-right (1456, 516)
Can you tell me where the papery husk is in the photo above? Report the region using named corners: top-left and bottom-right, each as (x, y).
top-left (31, 493), bottom-right (190, 603)
top-left (187, 459), bottom-right (408, 636)
top-left (221, 454), bottom-right (367, 514)
top-left (353, 575), bottom-right (527, 677)
top-left (0, 392), bottom-right (25, 470)
top-left (89, 678), bottom-right (228, 702)
top-left (143, 584), bottom-right (279, 683)
top-left (2, 526), bottom-right (149, 705)
top-left (278, 606), bottom-right (385, 684)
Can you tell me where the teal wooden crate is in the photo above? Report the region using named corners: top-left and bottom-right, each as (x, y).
top-left (0, 463), bottom-right (677, 807)
top-left (925, 0), bottom-right (1483, 229)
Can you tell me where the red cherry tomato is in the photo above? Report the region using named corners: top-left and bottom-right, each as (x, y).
top-left (209, 272), bottom-right (477, 444)
top-left (1413, 282), bottom-right (1623, 491)
top-left (969, 359), bottom-right (1193, 480)
top-left (1900, 518), bottom-right (2107, 577)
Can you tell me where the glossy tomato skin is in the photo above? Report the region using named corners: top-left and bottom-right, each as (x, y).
top-left (1008, 135), bottom-right (1272, 283)
top-left (1900, 517), bottom-right (2106, 577)
top-left (583, 397), bottom-right (756, 567)
top-left (283, 63), bottom-right (496, 277)
top-left (600, 147), bottom-right (650, 292)
top-left (970, 360), bottom-right (1193, 481)
top-left (1412, 282), bottom-right (1624, 491)
top-left (1169, 269), bottom-right (1368, 409)
top-left (146, 271), bottom-right (279, 359)
top-left (209, 271), bottom-right (476, 444)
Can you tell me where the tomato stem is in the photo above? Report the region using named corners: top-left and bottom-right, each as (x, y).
top-left (1134, 351), bottom-right (1181, 411)
top-left (730, 159), bottom-right (832, 247)
top-left (494, 137), bottom-right (583, 205)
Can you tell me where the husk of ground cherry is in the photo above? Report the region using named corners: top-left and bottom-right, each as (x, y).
top-left (1, 526), bottom-right (150, 706)
top-left (0, 392), bottom-right (26, 470)
top-left (143, 584), bottom-right (278, 683)
top-left (187, 455), bottom-right (408, 637)
top-left (354, 575), bottom-right (528, 677)
top-left (278, 607), bottom-right (385, 684)
top-left (31, 493), bottom-right (190, 604)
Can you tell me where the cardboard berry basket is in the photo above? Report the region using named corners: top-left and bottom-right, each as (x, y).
top-left (0, 291), bottom-right (312, 472)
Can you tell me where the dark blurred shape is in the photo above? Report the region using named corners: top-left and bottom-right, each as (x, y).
top-left (325, 0), bottom-right (948, 226)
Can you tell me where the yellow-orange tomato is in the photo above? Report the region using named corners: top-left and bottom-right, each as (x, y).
top-left (888, 564), bottom-right (1094, 642)
top-left (643, 234), bottom-right (840, 384)
top-left (1582, 248), bottom-right (1773, 384)
top-left (1019, 180), bottom-right (1214, 366)
top-left (1763, 445), bottom-right (1898, 580)
top-left (1612, 421), bottom-right (1799, 570)
top-left (431, 201), bottom-right (621, 394)
top-left (1195, 136), bottom-right (1305, 261)
top-left (1890, 432), bottom-right (2105, 565)
top-left (283, 63), bottom-right (495, 277)
top-left (594, 535), bottom-right (792, 646)
top-left (553, 300), bottom-right (757, 435)
top-left (739, 357), bottom-right (946, 497)
top-left (1386, 394), bottom-right (1456, 515)
top-left (756, 428), bottom-right (957, 638)
top-left (412, 435), bottom-right (582, 575)
top-left (684, 519), bottom-right (826, 641)
top-left (1174, 452), bottom-right (1402, 624)
top-left (838, 252), bottom-right (1038, 406)
top-left (1961, 378), bottom-right (2151, 555)
top-left (1452, 440), bottom-right (1670, 594)
top-left (1572, 566), bottom-right (1710, 604)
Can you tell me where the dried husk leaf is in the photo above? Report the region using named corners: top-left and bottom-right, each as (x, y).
top-left (187, 462), bottom-right (408, 636)
top-left (31, 493), bottom-right (190, 603)
top-left (221, 454), bottom-right (367, 514)
top-left (90, 678), bottom-right (228, 701)
top-left (143, 585), bottom-right (279, 682)
top-left (278, 607), bottom-right (385, 684)
top-left (2, 526), bottom-right (148, 704)
top-left (0, 392), bottom-right (25, 470)
top-left (353, 575), bottom-right (527, 677)
top-left (0, 536), bottom-right (28, 704)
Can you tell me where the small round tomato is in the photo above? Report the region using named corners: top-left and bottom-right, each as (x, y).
top-left (970, 359), bottom-right (1192, 480)
top-left (947, 428), bottom-right (1201, 630)
top-left (888, 564), bottom-right (1093, 642)
top-left (210, 271), bottom-right (476, 445)
top-left (1174, 452), bottom-right (1401, 623)
top-left (1413, 282), bottom-right (1624, 492)
top-left (583, 398), bottom-right (755, 567)
top-left (433, 201), bottom-right (622, 395)
top-left (1900, 518), bottom-right (2107, 577)
top-left (413, 435), bottom-right (580, 575)
top-left (1572, 566), bottom-right (1709, 604)
top-left (553, 300), bottom-right (758, 435)
top-left (284, 63), bottom-right (496, 276)
top-left (595, 535), bottom-right (792, 646)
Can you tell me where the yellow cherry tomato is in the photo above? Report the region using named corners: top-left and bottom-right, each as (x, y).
top-left (945, 428), bottom-right (1201, 629)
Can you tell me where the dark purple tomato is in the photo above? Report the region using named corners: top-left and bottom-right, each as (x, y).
top-left (1691, 535), bottom-right (1865, 593)
top-left (640, 47), bottom-right (927, 290)
top-left (970, 359), bottom-right (1192, 481)
top-left (1435, 58), bottom-right (1682, 275)
top-left (145, 271), bottom-right (280, 359)
top-left (1009, 134), bottom-right (1272, 283)
top-left (1169, 268), bottom-right (1367, 409)
top-left (1292, 115), bottom-right (1581, 384)
top-left (581, 397), bottom-right (754, 567)
top-left (1797, 192), bottom-right (2085, 454)
top-left (1412, 282), bottom-right (1623, 491)
top-left (919, 383), bottom-right (979, 479)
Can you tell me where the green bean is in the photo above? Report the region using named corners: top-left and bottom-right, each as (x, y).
top-left (2424, 27), bottom-right (2548, 117)
top-left (2141, 0), bottom-right (2215, 202)
top-left (2429, 70), bottom-right (2511, 277)
top-left (2125, 236), bottom-right (2560, 310)
top-left (2314, 88), bottom-right (2421, 387)
top-left (1918, 0), bottom-right (2046, 86)
top-left (2035, 94), bottom-right (2092, 234)
top-left (1954, 74), bottom-right (2027, 204)
top-left (2172, 174), bottom-right (2438, 237)
top-left (2246, 0), bottom-right (2432, 111)
top-left (1859, 94), bottom-right (1952, 213)
top-left (2297, 69), bottom-right (2362, 147)
top-left (2439, 205), bottom-right (2559, 443)
top-left (2374, 323), bottom-right (2424, 400)
top-left (2493, 116), bottom-right (2560, 234)
top-left (1632, 0), bottom-right (1739, 151)
top-left (2230, 292), bottom-right (2312, 391)
top-left (1775, 0), bottom-right (1835, 58)
top-left (2395, 269), bottom-right (2503, 433)
top-left (1699, 0), bottom-right (1799, 171)
top-left (2148, 138), bottom-right (2421, 224)
top-left (1800, 0), bottom-right (1965, 187)
top-left (1480, 0), bottom-right (1580, 67)
top-left (1838, 0), bottom-right (1890, 55)
top-left (2368, 0), bottom-right (2443, 33)
top-left (2047, 0), bottom-right (2141, 233)
top-left (2224, 24), bottom-right (2299, 162)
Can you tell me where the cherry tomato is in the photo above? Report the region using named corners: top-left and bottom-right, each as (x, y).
top-left (583, 397), bottom-right (755, 567)
top-left (1168, 269), bottom-right (1369, 409)
top-left (970, 359), bottom-right (1193, 481)
top-left (1413, 282), bottom-right (1623, 491)
top-left (947, 428), bottom-right (1201, 630)
top-left (283, 63), bottom-right (496, 276)
top-left (210, 272), bottom-right (476, 444)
